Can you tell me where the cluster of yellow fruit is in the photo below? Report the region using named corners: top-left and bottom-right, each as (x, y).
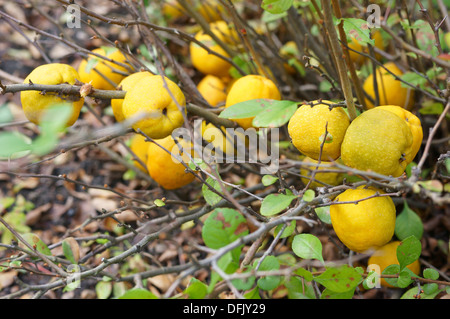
top-left (287, 98), bottom-right (423, 255)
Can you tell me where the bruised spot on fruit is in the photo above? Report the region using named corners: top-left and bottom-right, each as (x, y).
top-left (162, 107), bottom-right (167, 116)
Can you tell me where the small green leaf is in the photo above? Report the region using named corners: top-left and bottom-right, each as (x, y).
top-left (201, 208), bottom-right (249, 257)
top-left (285, 276), bottom-right (315, 299)
top-left (292, 233), bottom-right (324, 264)
top-left (423, 283), bottom-right (439, 295)
top-left (397, 236), bottom-right (422, 271)
top-left (274, 221), bottom-right (296, 239)
top-left (154, 199), bottom-right (165, 207)
top-left (184, 278), bottom-right (208, 299)
top-left (0, 131), bottom-right (31, 160)
top-left (231, 266), bottom-right (256, 290)
top-left (243, 287), bottom-right (261, 299)
top-left (314, 206), bottom-right (331, 224)
top-left (261, 175), bottom-right (278, 186)
top-left (255, 256), bottom-right (281, 291)
top-left (401, 286), bottom-right (443, 299)
top-left (261, 0), bottom-right (293, 14)
top-left (62, 237), bottom-right (80, 264)
top-left (394, 200), bottom-right (424, 241)
top-left (0, 104), bottom-right (13, 123)
top-left (95, 281), bottom-right (112, 299)
top-left (19, 233), bottom-right (52, 257)
top-left (294, 267), bottom-right (313, 282)
top-left (423, 268), bottom-right (439, 280)
top-left (118, 288), bottom-right (158, 299)
top-left (321, 287), bottom-right (355, 299)
top-left (400, 72), bottom-right (428, 89)
top-left (260, 193), bottom-right (297, 216)
top-left (219, 99), bottom-right (270, 119)
top-left (342, 18), bottom-right (374, 46)
top-left (397, 269), bottom-right (414, 288)
top-left (382, 264), bottom-right (401, 287)
top-left (252, 100), bottom-right (298, 128)
top-left (202, 177), bottom-right (224, 206)
top-left (314, 265), bottom-right (362, 293)
top-left (302, 189), bottom-right (315, 202)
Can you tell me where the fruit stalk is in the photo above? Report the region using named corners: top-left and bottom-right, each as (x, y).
top-left (320, 0), bottom-right (358, 121)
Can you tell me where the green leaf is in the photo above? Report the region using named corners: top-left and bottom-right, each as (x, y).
top-left (419, 101), bottom-right (444, 115)
top-left (202, 177), bottom-right (224, 206)
top-left (244, 287), bottom-right (261, 299)
top-left (394, 200), bottom-right (424, 241)
top-left (231, 266), bottom-right (256, 290)
top-left (0, 104), bottom-right (13, 123)
top-left (321, 288), bottom-right (355, 299)
top-left (261, 0), bottom-right (293, 14)
top-left (285, 276), bottom-right (315, 299)
top-left (219, 99), bottom-right (271, 119)
top-left (255, 256), bottom-right (281, 291)
top-left (423, 283), bottom-right (439, 295)
top-left (341, 18), bottom-right (374, 46)
top-left (292, 233), bottom-right (324, 264)
top-left (397, 268), bottom-right (414, 288)
top-left (423, 268), bottom-right (439, 280)
top-left (154, 199), bottom-right (165, 207)
top-left (62, 237), bottom-right (80, 264)
top-left (400, 72), bottom-right (428, 89)
top-left (397, 236), bottom-right (422, 271)
top-left (314, 206), bottom-right (331, 224)
top-left (382, 264), bottom-right (401, 287)
top-left (118, 288), bottom-right (158, 299)
top-left (401, 286), bottom-right (443, 299)
top-left (274, 220), bottom-right (296, 239)
top-left (261, 175), bottom-right (278, 186)
top-left (302, 189), bottom-right (315, 202)
top-left (314, 265), bottom-right (362, 293)
top-left (19, 233), bottom-right (52, 257)
top-left (260, 193), bottom-right (297, 216)
top-left (252, 100), bottom-right (298, 128)
top-left (0, 131), bottom-right (31, 160)
top-left (95, 281), bottom-right (112, 299)
top-left (219, 99), bottom-right (298, 128)
top-left (201, 208), bottom-right (249, 253)
top-left (294, 268), bottom-right (313, 282)
top-left (184, 278), bottom-right (208, 299)
top-left (30, 103), bottom-right (73, 156)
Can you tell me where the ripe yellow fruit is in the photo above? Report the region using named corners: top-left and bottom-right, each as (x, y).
top-left (78, 47), bottom-right (133, 90)
top-left (330, 186), bottom-right (396, 253)
top-left (195, 0), bottom-right (224, 22)
top-left (122, 75), bottom-right (186, 140)
top-left (201, 121), bottom-right (246, 157)
top-left (162, 0), bottom-right (185, 20)
top-left (287, 101), bottom-right (350, 161)
top-left (209, 20), bottom-right (239, 45)
top-left (363, 62), bottom-right (415, 109)
top-left (20, 63), bottom-right (84, 126)
top-left (190, 31), bottom-right (232, 77)
top-left (146, 135), bottom-right (196, 190)
top-left (376, 105), bottom-right (423, 163)
top-left (300, 157), bottom-right (344, 189)
top-left (129, 134), bottom-right (149, 172)
top-left (111, 71), bottom-right (154, 122)
top-left (197, 75), bottom-right (227, 107)
top-left (225, 75), bottom-right (281, 130)
top-left (367, 241), bottom-right (421, 287)
top-left (348, 30), bottom-right (385, 65)
top-left (341, 108), bottom-right (414, 177)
